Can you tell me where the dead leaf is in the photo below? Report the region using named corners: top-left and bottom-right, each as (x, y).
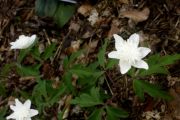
top-left (69, 21), bottom-right (80, 33)
top-left (65, 40), bottom-right (81, 54)
top-left (168, 88), bottom-right (180, 119)
top-left (77, 4), bottom-right (93, 17)
top-left (83, 40), bottom-right (98, 53)
top-left (120, 7), bottom-right (150, 23)
top-left (108, 19), bottom-right (120, 38)
top-left (118, 0), bottom-right (130, 4)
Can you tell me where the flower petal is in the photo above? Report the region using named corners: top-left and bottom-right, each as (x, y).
top-left (24, 99), bottom-right (31, 109)
top-left (119, 60), bottom-right (131, 74)
top-left (113, 34), bottom-right (124, 50)
top-left (10, 105), bottom-right (17, 111)
top-left (138, 47), bottom-right (151, 58)
top-left (127, 33), bottom-right (139, 47)
top-left (132, 60), bottom-right (149, 70)
top-left (6, 113), bottom-right (16, 119)
top-left (30, 35), bottom-right (36, 41)
top-left (15, 99), bottom-right (23, 107)
top-left (108, 51), bottom-right (120, 59)
top-left (29, 109), bottom-right (38, 117)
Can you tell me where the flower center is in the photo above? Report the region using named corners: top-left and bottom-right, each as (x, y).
top-left (119, 42), bottom-right (140, 63)
top-left (15, 106), bottom-right (29, 120)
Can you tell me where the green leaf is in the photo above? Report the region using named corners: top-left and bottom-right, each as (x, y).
top-left (17, 48), bottom-right (31, 63)
top-left (106, 59), bottom-right (118, 69)
top-left (32, 80), bottom-right (47, 112)
top-left (62, 72), bottom-right (75, 94)
top-left (70, 64), bottom-right (103, 79)
top-left (44, 0), bottom-right (58, 17)
top-left (41, 43), bottom-right (57, 60)
top-left (0, 83), bottom-right (6, 97)
top-left (88, 109), bottom-right (103, 120)
top-left (71, 87), bottom-right (103, 107)
top-left (54, 4), bottom-right (76, 27)
top-left (47, 83), bottom-right (66, 105)
top-left (139, 54), bottom-right (180, 76)
top-left (106, 106), bottom-right (129, 120)
top-left (68, 49), bottom-right (84, 64)
top-left (30, 46), bottom-right (42, 62)
top-left (0, 107), bottom-right (7, 120)
top-left (133, 79), bottom-right (172, 101)
top-left (98, 39), bottom-right (108, 67)
top-left (0, 63), bottom-right (15, 76)
top-left (16, 64), bottom-right (41, 76)
top-left (35, 0), bottom-right (46, 16)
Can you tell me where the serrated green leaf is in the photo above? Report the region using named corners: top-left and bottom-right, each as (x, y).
top-left (69, 49), bottom-right (84, 64)
top-left (17, 49), bottom-right (31, 63)
top-left (106, 59), bottom-right (118, 69)
top-left (62, 72), bottom-right (75, 94)
top-left (0, 83), bottom-right (6, 97)
top-left (30, 46), bottom-right (42, 62)
top-left (41, 43), bottom-right (57, 60)
top-left (0, 63), bottom-right (15, 76)
top-left (98, 39), bottom-right (108, 67)
top-left (16, 64), bottom-right (41, 76)
top-left (159, 54), bottom-right (180, 65)
top-left (106, 106), bottom-right (129, 120)
top-left (0, 107), bottom-right (7, 120)
top-left (54, 4), bottom-right (76, 27)
top-left (70, 64), bottom-right (103, 78)
top-left (71, 87), bottom-right (103, 107)
top-left (133, 80), bottom-right (172, 100)
top-left (47, 83), bottom-right (66, 105)
top-left (32, 80), bottom-right (47, 113)
top-left (139, 54), bottom-right (180, 76)
top-left (88, 109), bottom-right (103, 120)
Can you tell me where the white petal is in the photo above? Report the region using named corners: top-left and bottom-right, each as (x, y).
top-left (127, 33), bottom-right (139, 47)
top-left (10, 35), bottom-right (37, 49)
top-left (108, 51), bottom-right (120, 59)
top-left (138, 47), bottom-right (151, 58)
top-left (6, 113), bottom-right (16, 119)
top-left (132, 60), bottom-right (149, 69)
top-left (113, 34), bottom-right (125, 50)
top-left (29, 109), bottom-right (38, 117)
top-left (10, 105), bottom-right (17, 111)
top-left (15, 99), bottom-right (23, 107)
top-left (119, 60), bottom-right (131, 74)
top-left (24, 99), bottom-right (31, 109)
top-left (30, 35), bottom-right (36, 40)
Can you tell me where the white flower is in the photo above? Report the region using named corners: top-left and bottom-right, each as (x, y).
top-left (10, 35), bottom-right (36, 49)
top-left (108, 33), bottom-right (151, 74)
top-left (6, 99), bottom-right (38, 120)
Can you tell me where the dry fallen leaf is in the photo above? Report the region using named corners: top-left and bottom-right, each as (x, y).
top-left (69, 21), bottom-right (81, 33)
top-left (108, 19), bottom-right (120, 39)
top-left (118, 0), bottom-right (130, 4)
top-left (168, 88), bottom-right (180, 119)
top-left (120, 7), bottom-right (150, 23)
top-left (77, 4), bottom-right (93, 17)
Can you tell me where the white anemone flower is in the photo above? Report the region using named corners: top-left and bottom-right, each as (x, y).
top-left (10, 35), bottom-right (36, 49)
top-left (6, 99), bottom-right (38, 120)
top-left (108, 33), bottom-right (151, 74)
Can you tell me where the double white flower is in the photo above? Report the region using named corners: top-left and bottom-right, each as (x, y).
top-left (6, 99), bottom-right (38, 120)
top-left (10, 35), bottom-right (36, 49)
top-left (108, 33), bottom-right (151, 74)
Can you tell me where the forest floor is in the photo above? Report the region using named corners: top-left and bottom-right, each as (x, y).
top-left (0, 0), bottom-right (180, 120)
